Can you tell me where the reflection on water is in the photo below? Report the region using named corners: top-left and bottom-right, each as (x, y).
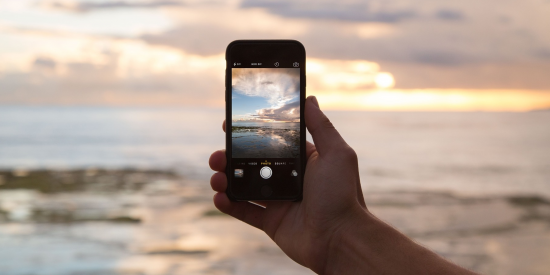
top-left (232, 126), bottom-right (300, 158)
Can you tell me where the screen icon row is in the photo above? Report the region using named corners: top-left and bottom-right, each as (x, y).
top-left (234, 167), bottom-right (298, 178)
top-left (234, 62), bottom-right (299, 67)
top-left (274, 62), bottom-right (299, 67)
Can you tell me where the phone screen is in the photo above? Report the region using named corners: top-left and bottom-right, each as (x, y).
top-left (226, 41), bottom-right (305, 200)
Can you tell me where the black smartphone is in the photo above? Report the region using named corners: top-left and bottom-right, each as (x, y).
top-left (225, 40), bottom-right (306, 201)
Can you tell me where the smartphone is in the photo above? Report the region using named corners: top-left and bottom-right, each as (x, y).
top-left (225, 40), bottom-right (306, 201)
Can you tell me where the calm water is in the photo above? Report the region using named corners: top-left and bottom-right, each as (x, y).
top-left (0, 106), bottom-right (223, 179)
top-left (1, 106), bottom-right (550, 275)
top-left (232, 127), bottom-right (300, 158)
top-left (1, 106), bottom-right (549, 197)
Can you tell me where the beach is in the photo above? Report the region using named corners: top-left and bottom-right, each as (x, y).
top-left (1, 107), bottom-right (550, 274)
top-left (1, 169), bottom-right (550, 274)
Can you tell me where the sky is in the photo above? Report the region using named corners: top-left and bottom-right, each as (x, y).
top-left (0, 0), bottom-right (549, 111)
top-left (232, 68), bottom-right (300, 122)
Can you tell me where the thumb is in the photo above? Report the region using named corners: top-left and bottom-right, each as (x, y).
top-left (305, 96), bottom-right (349, 156)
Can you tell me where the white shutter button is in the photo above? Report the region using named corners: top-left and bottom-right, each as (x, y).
top-left (260, 166), bottom-right (272, 179)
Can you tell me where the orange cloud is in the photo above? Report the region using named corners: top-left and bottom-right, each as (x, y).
top-left (314, 89), bottom-right (550, 111)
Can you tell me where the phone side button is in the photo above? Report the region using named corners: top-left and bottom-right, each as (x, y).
top-left (261, 185), bottom-right (273, 198)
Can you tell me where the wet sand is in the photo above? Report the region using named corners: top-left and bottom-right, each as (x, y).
top-left (232, 126), bottom-right (299, 158)
top-left (1, 169), bottom-right (550, 274)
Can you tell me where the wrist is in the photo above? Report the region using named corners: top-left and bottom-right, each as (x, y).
top-left (320, 208), bottom-right (477, 275)
top-left (321, 207), bottom-right (379, 274)
top-left (303, 205), bottom-right (372, 274)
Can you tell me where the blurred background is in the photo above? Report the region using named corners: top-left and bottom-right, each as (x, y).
top-left (0, 0), bottom-right (549, 274)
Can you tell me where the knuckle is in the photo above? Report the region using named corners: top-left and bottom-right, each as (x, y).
top-left (341, 146), bottom-right (358, 162)
top-left (309, 116), bottom-right (335, 135)
top-left (322, 118), bottom-right (335, 130)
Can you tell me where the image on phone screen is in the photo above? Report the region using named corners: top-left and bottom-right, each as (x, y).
top-left (232, 68), bottom-right (300, 158)
top-left (229, 65), bottom-right (303, 200)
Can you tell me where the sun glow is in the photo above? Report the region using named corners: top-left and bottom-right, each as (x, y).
top-left (374, 72), bottom-right (395, 89)
top-left (314, 90), bottom-right (550, 111)
top-left (306, 59), bottom-right (550, 111)
top-left (1, 24), bottom-right (549, 111)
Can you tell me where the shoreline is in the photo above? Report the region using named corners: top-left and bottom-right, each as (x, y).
top-left (232, 126), bottom-right (300, 158)
top-left (1, 168), bottom-right (549, 200)
top-left (0, 168), bottom-right (549, 274)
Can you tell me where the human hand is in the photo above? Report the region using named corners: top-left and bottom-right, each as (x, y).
top-left (209, 96), bottom-right (367, 273)
top-left (210, 96), bottom-right (476, 275)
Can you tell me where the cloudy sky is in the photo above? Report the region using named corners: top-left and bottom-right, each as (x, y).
top-left (1, 0), bottom-right (549, 110)
top-left (232, 68), bottom-right (300, 122)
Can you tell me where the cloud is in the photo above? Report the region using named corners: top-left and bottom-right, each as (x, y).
top-left (141, 25), bottom-right (239, 56)
top-left (40, 0), bottom-right (187, 13)
top-left (136, 13), bottom-right (549, 85)
top-left (411, 51), bottom-right (471, 66)
top-left (240, 0), bottom-right (417, 23)
top-left (33, 57), bottom-right (57, 70)
top-left (379, 61), bottom-right (550, 90)
top-left (2, 0), bottom-right (550, 108)
top-left (435, 9), bottom-right (465, 21)
top-left (232, 68), bottom-right (300, 108)
top-left (254, 100), bottom-right (300, 122)
top-left (127, 0), bottom-right (549, 90)
top-left (533, 48), bottom-right (550, 60)
top-left (0, 49), bottom-right (224, 105)
top-left (0, 68), bottom-right (222, 106)
top-left (232, 68), bottom-right (300, 122)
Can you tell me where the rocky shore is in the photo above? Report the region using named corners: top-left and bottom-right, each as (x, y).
top-left (0, 169), bottom-right (549, 274)
top-left (232, 126), bottom-right (300, 158)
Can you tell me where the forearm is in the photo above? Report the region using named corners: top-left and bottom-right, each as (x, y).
top-left (321, 209), bottom-right (477, 275)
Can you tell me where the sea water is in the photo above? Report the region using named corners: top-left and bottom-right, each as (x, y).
top-left (0, 106), bottom-right (549, 197)
top-left (1, 106), bottom-right (550, 275)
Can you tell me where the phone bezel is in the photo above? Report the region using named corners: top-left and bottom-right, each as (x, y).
top-left (225, 40), bottom-right (306, 201)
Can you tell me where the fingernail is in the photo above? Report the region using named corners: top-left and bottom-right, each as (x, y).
top-left (310, 96), bottom-right (319, 108)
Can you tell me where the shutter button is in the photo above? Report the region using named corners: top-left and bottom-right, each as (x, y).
top-left (260, 166), bottom-right (272, 179)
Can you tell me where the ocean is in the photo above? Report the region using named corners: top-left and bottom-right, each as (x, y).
top-left (1, 106), bottom-right (550, 275)
top-left (1, 106), bottom-right (549, 197)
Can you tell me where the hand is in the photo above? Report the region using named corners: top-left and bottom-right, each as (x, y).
top-left (209, 96), bottom-right (477, 274)
top-left (209, 96), bottom-right (367, 273)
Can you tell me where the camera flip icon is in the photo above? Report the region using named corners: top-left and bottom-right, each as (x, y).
top-left (293, 62), bottom-right (299, 67)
